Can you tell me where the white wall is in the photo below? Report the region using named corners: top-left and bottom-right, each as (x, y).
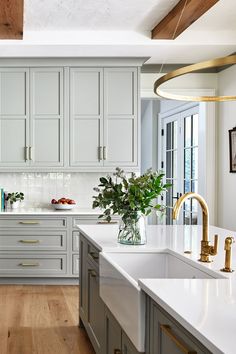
top-left (141, 99), bottom-right (160, 174)
top-left (217, 65), bottom-right (236, 231)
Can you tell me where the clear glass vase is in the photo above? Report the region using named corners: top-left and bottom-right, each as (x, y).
top-left (118, 214), bottom-right (146, 245)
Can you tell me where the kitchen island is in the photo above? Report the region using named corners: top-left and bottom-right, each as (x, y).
top-left (77, 223), bottom-right (236, 354)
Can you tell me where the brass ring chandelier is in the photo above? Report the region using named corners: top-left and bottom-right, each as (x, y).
top-left (154, 54), bottom-right (236, 102)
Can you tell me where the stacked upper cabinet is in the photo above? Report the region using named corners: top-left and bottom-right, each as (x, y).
top-left (0, 68), bottom-right (29, 167)
top-left (0, 67), bottom-right (63, 168)
top-left (70, 67), bottom-right (138, 169)
top-left (30, 68), bottom-right (63, 167)
top-left (70, 68), bottom-right (103, 167)
top-left (103, 67), bottom-right (138, 168)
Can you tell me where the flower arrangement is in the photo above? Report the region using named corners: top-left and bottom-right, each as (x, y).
top-left (93, 168), bottom-right (170, 244)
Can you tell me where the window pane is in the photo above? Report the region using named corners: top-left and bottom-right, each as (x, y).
top-left (193, 114), bottom-right (198, 146)
top-left (173, 121), bottom-right (177, 149)
top-left (184, 179), bottom-right (191, 193)
top-left (192, 148), bottom-right (198, 179)
top-left (172, 180), bottom-right (178, 207)
top-left (184, 116), bottom-right (191, 147)
top-left (192, 180), bottom-right (198, 193)
top-left (166, 151), bottom-right (172, 178)
top-left (191, 213), bottom-right (198, 225)
top-left (173, 150), bottom-right (177, 179)
top-left (192, 199), bottom-right (198, 213)
top-left (166, 179), bottom-right (172, 207)
top-left (184, 148), bottom-right (191, 180)
top-left (166, 123), bottom-right (171, 150)
top-left (184, 211), bottom-right (191, 225)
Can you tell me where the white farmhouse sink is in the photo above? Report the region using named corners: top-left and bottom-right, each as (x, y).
top-left (99, 251), bottom-right (224, 352)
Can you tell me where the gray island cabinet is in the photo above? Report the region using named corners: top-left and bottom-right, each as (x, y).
top-left (146, 297), bottom-right (212, 354)
top-left (79, 229), bottom-right (214, 354)
top-left (79, 232), bottom-right (141, 354)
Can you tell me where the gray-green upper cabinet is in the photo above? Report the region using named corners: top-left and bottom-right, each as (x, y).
top-left (30, 68), bottom-right (64, 166)
top-left (103, 67), bottom-right (138, 168)
top-left (0, 68), bottom-right (29, 167)
top-left (70, 68), bottom-right (103, 167)
top-left (69, 67), bottom-right (139, 170)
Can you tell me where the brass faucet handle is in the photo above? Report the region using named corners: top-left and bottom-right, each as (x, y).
top-left (209, 234), bottom-right (218, 256)
top-left (224, 236), bottom-right (235, 251)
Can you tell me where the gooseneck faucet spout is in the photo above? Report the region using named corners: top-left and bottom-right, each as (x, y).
top-left (172, 192), bottom-right (218, 263)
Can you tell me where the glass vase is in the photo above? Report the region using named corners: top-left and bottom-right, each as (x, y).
top-left (118, 214), bottom-right (146, 245)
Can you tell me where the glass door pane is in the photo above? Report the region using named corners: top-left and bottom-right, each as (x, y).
top-left (162, 105), bottom-right (199, 226)
top-left (183, 112), bottom-right (199, 225)
top-left (164, 119), bottom-right (179, 225)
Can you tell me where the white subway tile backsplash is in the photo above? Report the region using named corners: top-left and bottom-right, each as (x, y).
top-left (0, 173), bottom-right (106, 209)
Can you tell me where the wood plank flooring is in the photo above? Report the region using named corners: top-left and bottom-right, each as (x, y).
top-left (0, 285), bottom-right (95, 354)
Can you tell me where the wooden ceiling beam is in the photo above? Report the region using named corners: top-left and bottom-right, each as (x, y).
top-left (152, 0), bottom-right (219, 40)
top-left (0, 0), bottom-right (24, 39)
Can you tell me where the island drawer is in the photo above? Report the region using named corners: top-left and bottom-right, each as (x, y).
top-left (0, 254), bottom-right (67, 276)
top-left (0, 217), bottom-right (67, 229)
top-left (87, 241), bottom-right (100, 266)
top-left (0, 231), bottom-right (67, 251)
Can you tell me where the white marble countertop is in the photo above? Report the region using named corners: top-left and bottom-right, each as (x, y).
top-left (77, 224), bottom-right (236, 354)
top-left (0, 207), bottom-right (101, 215)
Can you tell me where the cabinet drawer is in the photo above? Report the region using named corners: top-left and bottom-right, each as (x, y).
top-left (72, 254), bottom-right (79, 275)
top-left (72, 231), bottom-right (80, 252)
top-left (87, 242), bottom-right (100, 266)
top-left (73, 216), bottom-right (119, 228)
top-left (0, 254), bottom-right (66, 276)
top-left (0, 231), bottom-right (67, 251)
top-left (0, 217), bottom-right (66, 229)
top-left (150, 301), bottom-right (211, 354)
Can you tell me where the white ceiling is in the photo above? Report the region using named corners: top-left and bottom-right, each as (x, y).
top-left (1, 0), bottom-right (236, 63)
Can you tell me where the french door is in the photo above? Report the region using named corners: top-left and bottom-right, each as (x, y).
top-left (162, 105), bottom-right (199, 225)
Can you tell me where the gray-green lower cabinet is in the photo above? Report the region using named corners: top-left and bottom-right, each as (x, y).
top-left (104, 306), bottom-right (122, 354)
top-left (146, 297), bottom-right (212, 354)
top-left (79, 233), bottom-right (142, 354)
top-left (79, 234), bottom-right (104, 354)
top-left (104, 306), bottom-right (142, 354)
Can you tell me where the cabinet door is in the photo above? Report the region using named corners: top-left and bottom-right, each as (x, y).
top-left (79, 235), bottom-right (88, 323)
top-left (70, 68), bottom-right (103, 167)
top-left (104, 307), bottom-right (122, 354)
top-left (30, 68), bottom-right (63, 166)
top-left (150, 301), bottom-right (211, 354)
top-left (87, 262), bottom-right (104, 353)
top-left (122, 332), bottom-right (140, 354)
top-left (103, 68), bottom-right (138, 167)
top-left (0, 68), bottom-right (29, 166)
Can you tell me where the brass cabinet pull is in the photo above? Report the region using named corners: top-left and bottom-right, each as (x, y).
top-left (114, 350), bottom-right (122, 354)
top-left (19, 262), bottom-right (40, 267)
top-left (98, 146), bottom-right (103, 161)
top-left (88, 269), bottom-right (97, 278)
top-left (29, 146), bottom-right (33, 161)
top-left (25, 146), bottom-right (29, 161)
top-left (160, 325), bottom-right (197, 354)
top-left (89, 252), bottom-right (99, 260)
top-left (19, 221), bottom-right (40, 225)
top-left (97, 221), bottom-right (118, 224)
top-left (103, 146), bottom-right (107, 160)
top-left (19, 240), bottom-right (40, 244)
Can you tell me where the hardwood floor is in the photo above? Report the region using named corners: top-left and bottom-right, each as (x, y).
top-left (0, 285), bottom-right (95, 354)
